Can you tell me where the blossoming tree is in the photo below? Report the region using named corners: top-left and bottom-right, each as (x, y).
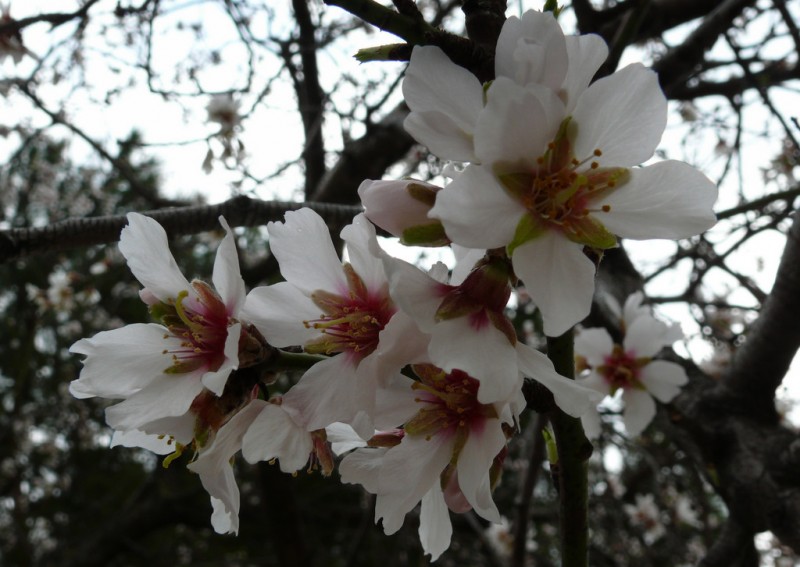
top-left (1, 1), bottom-right (800, 566)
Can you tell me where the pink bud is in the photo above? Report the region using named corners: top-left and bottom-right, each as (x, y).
top-left (358, 179), bottom-right (441, 239)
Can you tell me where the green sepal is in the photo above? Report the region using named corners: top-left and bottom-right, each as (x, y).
top-left (149, 301), bottom-right (176, 324)
top-left (400, 222), bottom-right (450, 247)
top-left (544, 0), bottom-right (563, 17)
top-left (566, 215), bottom-right (618, 249)
top-left (497, 170), bottom-right (533, 201)
top-left (507, 214), bottom-right (546, 257)
top-left (406, 182), bottom-right (437, 207)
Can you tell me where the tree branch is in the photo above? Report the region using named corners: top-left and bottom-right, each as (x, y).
top-left (0, 197), bottom-right (362, 263)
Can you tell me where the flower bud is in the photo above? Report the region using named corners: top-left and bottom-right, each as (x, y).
top-left (358, 179), bottom-right (449, 246)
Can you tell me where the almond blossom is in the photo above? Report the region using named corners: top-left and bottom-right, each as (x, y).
top-left (574, 295), bottom-right (688, 437)
top-left (401, 10), bottom-right (718, 336)
top-left (339, 365), bottom-right (524, 561)
top-left (243, 208), bottom-right (428, 438)
top-left (69, 213), bottom-right (267, 533)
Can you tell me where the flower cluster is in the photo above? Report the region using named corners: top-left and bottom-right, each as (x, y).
top-left (69, 8), bottom-right (716, 562)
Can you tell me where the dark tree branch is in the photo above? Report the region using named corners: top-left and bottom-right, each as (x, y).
top-left (653, 0), bottom-right (756, 93)
top-left (0, 0), bottom-right (102, 33)
top-left (291, 0), bottom-right (328, 199)
top-left (0, 197), bottom-right (362, 263)
top-left (724, 213), bottom-right (800, 410)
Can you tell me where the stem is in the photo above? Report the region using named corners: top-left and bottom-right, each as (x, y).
top-left (266, 351), bottom-right (327, 372)
top-left (547, 329), bottom-right (591, 567)
top-left (323, 0), bottom-right (435, 44)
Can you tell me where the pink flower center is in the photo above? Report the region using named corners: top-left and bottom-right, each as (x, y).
top-left (599, 344), bottom-right (645, 393)
top-left (159, 281), bottom-right (232, 375)
top-left (404, 365), bottom-right (498, 442)
top-left (303, 263), bottom-right (395, 362)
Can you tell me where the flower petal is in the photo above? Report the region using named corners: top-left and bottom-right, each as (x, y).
top-left (429, 319), bottom-right (519, 404)
top-left (104, 374), bottom-right (204, 432)
top-left (516, 343), bottom-right (600, 417)
top-left (339, 446), bottom-right (388, 493)
top-left (242, 282), bottom-right (322, 347)
top-left (495, 11), bottom-right (567, 90)
top-left (110, 429), bottom-right (175, 454)
top-left (403, 45), bottom-right (482, 160)
top-left (574, 327), bottom-right (615, 367)
top-left (242, 401), bottom-right (313, 472)
top-left (384, 256), bottom-right (444, 332)
top-left (69, 323), bottom-right (175, 399)
top-left (267, 208), bottom-right (346, 295)
top-left (562, 34), bottom-right (608, 113)
top-left (457, 419), bottom-right (505, 523)
top-left (419, 483), bottom-right (453, 562)
top-left (624, 316), bottom-right (682, 357)
top-left (581, 406), bottom-right (603, 439)
top-left (622, 388), bottom-right (656, 436)
top-left (341, 213), bottom-right (388, 293)
top-left (404, 111), bottom-right (478, 163)
top-left (476, 77), bottom-right (563, 167)
top-left (511, 232), bottom-right (596, 336)
top-left (200, 321), bottom-right (240, 396)
top-left (639, 360), bottom-right (687, 403)
top-left (118, 213), bottom-right (191, 303)
top-left (571, 63), bottom-right (666, 167)
top-left (212, 216), bottom-right (246, 314)
top-left (188, 400), bottom-right (266, 534)
top-left (430, 165), bottom-right (525, 249)
top-left (596, 160), bottom-right (718, 239)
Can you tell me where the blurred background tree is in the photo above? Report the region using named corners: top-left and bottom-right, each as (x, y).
top-left (0, 1), bottom-right (799, 565)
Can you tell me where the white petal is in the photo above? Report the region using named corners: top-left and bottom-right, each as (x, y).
top-left (475, 77), bottom-right (563, 167)
top-left (384, 256), bottom-right (443, 332)
top-left (578, 370), bottom-right (612, 399)
top-left (404, 111), bottom-right (478, 163)
top-left (597, 161), bottom-right (718, 239)
top-left (212, 216), bottom-right (246, 315)
top-left (375, 434), bottom-right (453, 535)
top-left (339, 446), bottom-right (388, 494)
top-left (267, 208), bottom-right (346, 295)
top-left (242, 402), bottom-right (313, 472)
top-left (622, 388), bottom-right (656, 436)
top-left (241, 282), bottom-right (322, 347)
top-left (621, 292), bottom-right (649, 327)
top-left (373, 374), bottom-right (421, 430)
top-left (419, 484), bottom-right (453, 562)
top-left (110, 429), bottom-right (175, 454)
top-left (341, 213), bottom-right (388, 293)
top-left (571, 63), bottom-right (666, 167)
top-left (69, 323), bottom-right (174, 399)
top-left (200, 321), bottom-right (240, 396)
top-left (580, 406), bottom-right (603, 439)
top-left (574, 327), bottom-right (614, 367)
top-left (516, 343), bottom-right (600, 417)
top-left (104, 374), bottom-right (204, 431)
top-left (457, 419), bottom-right (505, 522)
top-left (562, 34), bottom-right (608, 113)
top-left (512, 233), bottom-right (596, 337)
top-left (450, 245), bottom-right (485, 286)
top-left (188, 400), bottom-right (266, 535)
top-left (140, 413), bottom-right (196, 445)
top-left (281, 355), bottom-right (365, 433)
top-left (403, 45), bottom-right (482, 156)
top-left (429, 165), bottom-right (525, 249)
top-left (428, 319), bottom-right (519, 404)
top-left (495, 11), bottom-right (567, 89)
top-left (210, 497), bottom-right (235, 535)
top-left (325, 422), bottom-right (368, 456)
top-left (639, 360), bottom-right (687, 403)
top-left (624, 316), bottom-right (680, 357)
top-left (119, 213), bottom-right (191, 303)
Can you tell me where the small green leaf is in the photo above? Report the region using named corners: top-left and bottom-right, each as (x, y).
top-left (566, 216), bottom-right (617, 249)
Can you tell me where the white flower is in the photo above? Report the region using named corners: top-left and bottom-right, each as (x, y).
top-left (575, 298), bottom-right (688, 437)
top-left (624, 493), bottom-right (666, 544)
top-left (340, 367), bottom-right (522, 561)
top-left (429, 66), bottom-right (717, 336)
top-left (243, 209), bottom-right (427, 437)
top-left (400, 9), bottom-right (718, 336)
top-left (70, 213), bottom-right (248, 434)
